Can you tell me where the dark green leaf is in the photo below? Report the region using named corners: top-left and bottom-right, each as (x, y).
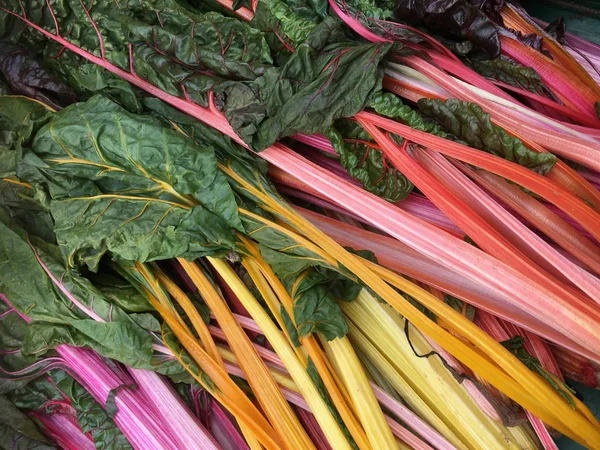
top-left (281, 306), bottom-right (301, 347)
top-left (70, 380), bottom-right (133, 450)
top-left (224, 17), bottom-right (392, 151)
top-left (417, 98), bottom-right (558, 174)
top-left (285, 271), bottom-right (349, 341)
top-left (0, 213), bottom-right (156, 369)
top-left (18, 96), bottom-right (240, 270)
top-left (369, 92), bottom-right (449, 137)
top-left (326, 121), bottom-right (413, 203)
top-left (106, 384), bottom-right (137, 419)
top-left (471, 58), bottom-right (547, 95)
top-left (0, 397), bottom-right (55, 450)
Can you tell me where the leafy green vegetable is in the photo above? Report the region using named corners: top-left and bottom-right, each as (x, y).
top-left (417, 98), bottom-right (558, 174)
top-left (252, 0), bottom-right (324, 51)
top-left (223, 17), bottom-right (392, 151)
top-left (18, 96), bottom-right (240, 270)
top-left (70, 380), bottom-right (133, 450)
top-left (0, 396), bottom-right (55, 450)
top-left (326, 92), bottom-right (452, 202)
top-left (326, 121), bottom-right (413, 203)
top-left (0, 297), bottom-right (131, 450)
top-left (471, 58), bottom-right (547, 95)
top-left (287, 271), bottom-right (349, 340)
top-left (1, 0), bottom-right (273, 108)
top-left (369, 92), bottom-right (449, 137)
top-left (281, 306), bottom-right (301, 347)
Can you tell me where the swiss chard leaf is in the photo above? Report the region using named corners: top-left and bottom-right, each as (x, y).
top-left (0, 211), bottom-right (161, 371)
top-left (417, 98), bottom-right (557, 174)
top-left (326, 122), bottom-right (413, 203)
top-left (1, 0), bottom-right (273, 108)
top-left (471, 58), bottom-right (547, 95)
top-left (18, 96), bottom-right (240, 270)
top-left (223, 17), bottom-right (392, 151)
top-left (0, 96), bottom-right (54, 178)
top-left (69, 379), bottom-right (133, 450)
top-left (251, 0), bottom-right (325, 53)
top-left (369, 92), bottom-right (449, 137)
top-left (0, 396), bottom-right (54, 450)
top-left (291, 281), bottom-right (348, 340)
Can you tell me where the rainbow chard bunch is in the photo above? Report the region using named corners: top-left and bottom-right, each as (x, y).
top-left (1, 0), bottom-right (600, 449)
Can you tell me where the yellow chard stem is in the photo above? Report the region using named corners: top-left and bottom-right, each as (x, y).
top-left (238, 240), bottom-right (371, 450)
top-left (321, 337), bottom-right (397, 450)
top-left (154, 269), bottom-right (225, 366)
top-left (177, 258), bottom-right (314, 450)
top-left (152, 269), bottom-right (265, 447)
top-left (208, 257), bottom-right (354, 450)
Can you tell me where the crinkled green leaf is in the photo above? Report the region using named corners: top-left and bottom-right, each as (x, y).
top-left (142, 97), bottom-right (269, 174)
top-left (369, 92), bottom-right (449, 136)
top-left (0, 396), bottom-right (53, 449)
top-left (293, 284), bottom-right (347, 340)
top-left (18, 96), bottom-right (240, 270)
top-left (417, 98), bottom-right (558, 174)
top-left (0, 212), bottom-right (157, 370)
top-left (251, 0), bottom-right (324, 52)
top-left (284, 271), bottom-right (349, 341)
top-left (69, 379), bottom-right (133, 450)
top-left (326, 121), bottom-right (413, 203)
top-left (45, 52), bottom-right (143, 113)
top-left (471, 58), bottom-right (547, 95)
top-left (2, 0), bottom-right (273, 107)
top-left (0, 96), bottom-right (54, 178)
top-left (224, 17), bottom-right (392, 151)
top-left (9, 368), bottom-right (132, 450)
top-left (90, 274), bottom-right (153, 313)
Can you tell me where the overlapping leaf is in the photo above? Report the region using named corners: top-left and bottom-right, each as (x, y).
top-left (417, 98), bottom-right (558, 174)
top-left (18, 96), bottom-right (240, 270)
top-left (223, 17), bottom-right (392, 150)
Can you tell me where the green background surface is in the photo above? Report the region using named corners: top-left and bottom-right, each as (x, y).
top-left (509, 2), bottom-right (600, 449)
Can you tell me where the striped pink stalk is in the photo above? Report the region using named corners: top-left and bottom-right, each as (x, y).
top-left (29, 410), bottom-right (95, 450)
top-left (412, 148), bottom-right (600, 303)
top-left (463, 168), bottom-right (600, 275)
